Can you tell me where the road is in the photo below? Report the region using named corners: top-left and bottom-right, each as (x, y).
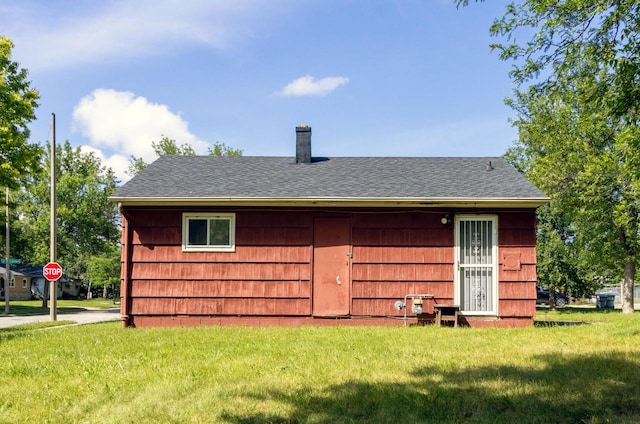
top-left (0, 307), bottom-right (121, 328)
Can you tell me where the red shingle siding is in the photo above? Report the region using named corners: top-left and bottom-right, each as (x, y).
top-left (497, 211), bottom-right (537, 322)
top-left (121, 207), bottom-right (538, 327)
top-left (350, 212), bottom-right (453, 316)
top-left (126, 209), bottom-right (313, 319)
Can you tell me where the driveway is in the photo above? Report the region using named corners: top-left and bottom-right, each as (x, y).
top-left (0, 307), bottom-right (121, 328)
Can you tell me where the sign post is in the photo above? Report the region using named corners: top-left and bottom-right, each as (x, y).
top-left (49, 113), bottom-right (57, 322)
top-left (43, 262), bottom-right (62, 321)
top-left (5, 187), bottom-right (10, 315)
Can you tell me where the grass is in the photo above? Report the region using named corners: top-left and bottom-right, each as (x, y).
top-left (4, 298), bottom-right (118, 315)
top-left (0, 321), bottom-right (76, 331)
top-left (0, 308), bottom-right (639, 423)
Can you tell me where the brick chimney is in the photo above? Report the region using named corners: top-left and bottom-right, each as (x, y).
top-left (296, 125), bottom-right (311, 164)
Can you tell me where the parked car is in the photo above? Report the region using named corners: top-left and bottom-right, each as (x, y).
top-left (536, 286), bottom-right (570, 307)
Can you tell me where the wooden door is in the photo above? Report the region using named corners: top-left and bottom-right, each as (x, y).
top-left (313, 218), bottom-right (351, 316)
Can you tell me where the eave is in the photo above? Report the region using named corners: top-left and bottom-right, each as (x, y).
top-left (110, 196), bottom-right (550, 209)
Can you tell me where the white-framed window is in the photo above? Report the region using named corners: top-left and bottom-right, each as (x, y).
top-left (22, 278), bottom-right (27, 288)
top-left (9, 278), bottom-right (15, 288)
top-left (182, 213), bottom-right (236, 252)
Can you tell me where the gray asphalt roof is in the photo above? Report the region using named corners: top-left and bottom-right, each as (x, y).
top-left (111, 156), bottom-right (547, 203)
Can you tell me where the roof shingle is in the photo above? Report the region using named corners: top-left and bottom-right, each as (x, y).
top-left (111, 156), bottom-right (547, 204)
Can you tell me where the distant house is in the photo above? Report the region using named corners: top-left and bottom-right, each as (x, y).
top-left (1, 264), bottom-right (83, 301)
top-left (0, 265), bottom-right (33, 301)
top-left (110, 126), bottom-right (549, 328)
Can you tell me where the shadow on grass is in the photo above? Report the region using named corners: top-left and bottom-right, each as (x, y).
top-left (534, 320), bottom-right (589, 327)
top-left (0, 321), bottom-right (76, 342)
top-left (0, 326), bottom-right (33, 342)
top-left (220, 353), bottom-right (640, 424)
top-left (536, 306), bottom-right (621, 315)
top-left (6, 305), bottom-right (88, 316)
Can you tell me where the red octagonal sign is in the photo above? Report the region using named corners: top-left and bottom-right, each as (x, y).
top-left (43, 262), bottom-right (63, 281)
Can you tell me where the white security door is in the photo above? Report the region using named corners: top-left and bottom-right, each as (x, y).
top-left (455, 215), bottom-right (498, 315)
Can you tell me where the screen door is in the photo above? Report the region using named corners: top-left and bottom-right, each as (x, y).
top-left (455, 215), bottom-right (498, 314)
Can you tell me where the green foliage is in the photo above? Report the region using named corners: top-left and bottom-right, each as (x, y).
top-left (11, 141), bottom-right (120, 279)
top-left (86, 245), bottom-right (120, 298)
top-left (127, 135), bottom-right (196, 176)
top-left (509, 69), bottom-right (640, 295)
top-left (487, 1), bottom-right (640, 94)
top-left (152, 135), bottom-right (196, 156)
top-left (467, 1), bottom-right (640, 310)
top-left (208, 141), bottom-right (242, 157)
top-left (125, 156), bottom-right (147, 178)
top-left (127, 136), bottom-right (242, 176)
top-left (0, 313), bottom-right (639, 423)
top-left (454, 0), bottom-right (485, 7)
top-left (0, 36), bottom-right (42, 193)
top-left (534, 205), bottom-right (591, 297)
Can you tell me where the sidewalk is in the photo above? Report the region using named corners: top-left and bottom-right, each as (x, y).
top-left (0, 307), bottom-right (121, 328)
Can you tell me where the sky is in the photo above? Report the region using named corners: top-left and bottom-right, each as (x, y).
top-left (1, 0), bottom-right (519, 184)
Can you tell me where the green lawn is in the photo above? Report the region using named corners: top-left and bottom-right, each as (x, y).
top-left (0, 308), bottom-right (638, 423)
top-left (4, 298), bottom-right (118, 315)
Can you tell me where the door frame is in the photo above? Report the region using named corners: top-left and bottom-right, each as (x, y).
top-left (454, 214), bottom-right (499, 315)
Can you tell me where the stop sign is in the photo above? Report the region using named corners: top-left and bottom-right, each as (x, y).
top-left (43, 262), bottom-right (63, 281)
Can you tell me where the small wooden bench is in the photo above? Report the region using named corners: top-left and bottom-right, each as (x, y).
top-left (434, 305), bottom-right (460, 327)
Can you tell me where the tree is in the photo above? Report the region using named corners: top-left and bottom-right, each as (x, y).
top-left (517, 79), bottom-right (638, 308)
top-left (127, 136), bottom-right (196, 176)
top-left (460, 0), bottom-right (640, 313)
top-left (0, 36), bottom-right (42, 192)
top-left (208, 141), bottom-right (243, 157)
top-left (127, 136), bottom-right (243, 176)
top-left (12, 141), bottom-right (121, 280)
top-left (86, 244), bottom-right (121, 300)
top-left (535, 205), bottom-right (586, 299)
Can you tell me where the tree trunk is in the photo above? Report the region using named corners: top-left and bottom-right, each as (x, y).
top-left (621, 259), bottom-right (635, 314)
top-left (102, 284), bottom-right (108, 299)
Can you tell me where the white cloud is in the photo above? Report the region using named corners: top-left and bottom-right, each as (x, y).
top-left (279, 75), bottom-right (349, 96)
top-left (72, 88), bottom-right (208, 183)
top-left (79, 146), bottom-right (130, 185)
top-left (5, 0), bottom-right (290, 71)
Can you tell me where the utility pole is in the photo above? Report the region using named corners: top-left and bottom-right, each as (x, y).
top-left (50, 113), bottom-right (57, 321)
top-left (4, 187), bottom-right (10, 315)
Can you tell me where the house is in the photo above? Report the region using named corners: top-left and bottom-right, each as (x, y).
top-left (110, 126), bottom-right (549, 328)
top-left (0, 265), bottom-right (33, 301)
top-left (25, 265), bottom-right (83, 300)
top-left (1, 264), bottom-right (81, 301)
top-left (31, 273), bottom-right (82, 300)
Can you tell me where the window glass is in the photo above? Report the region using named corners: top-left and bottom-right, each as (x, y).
top-left (209, 219), bottom-right (230, 246)
top-left (188, 219), bottom-right (208, 245)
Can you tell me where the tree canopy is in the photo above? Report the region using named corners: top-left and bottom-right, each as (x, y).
top-left (12, 141), bottom-right (121, 280)
top-left (127, 136), bottom-right (243, 176)
top-left (0, 35), bottom-right (41, 193)
top-left (460, 0), bottom-right (640, 311)
top-left (86, 243), bottom-right (121, 299)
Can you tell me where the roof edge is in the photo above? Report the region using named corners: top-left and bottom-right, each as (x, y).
top-left (110, 196), bottom-right (550, 209)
